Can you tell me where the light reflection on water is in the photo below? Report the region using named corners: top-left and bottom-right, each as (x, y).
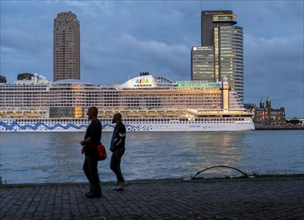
top-left (0, 130), bottom-right (303, 183)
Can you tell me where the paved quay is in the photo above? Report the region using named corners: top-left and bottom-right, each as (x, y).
top-left (1, 176), bottom-right (304, 220)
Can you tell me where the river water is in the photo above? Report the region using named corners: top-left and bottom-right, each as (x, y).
top-left (0, 130), bottom-right (303, 184)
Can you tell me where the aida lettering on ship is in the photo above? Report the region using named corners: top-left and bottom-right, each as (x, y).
top-left (0, 73), bottom-right (254, 132)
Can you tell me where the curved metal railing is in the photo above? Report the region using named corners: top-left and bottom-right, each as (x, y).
top-left (191, 165), bottom-right (248, 179)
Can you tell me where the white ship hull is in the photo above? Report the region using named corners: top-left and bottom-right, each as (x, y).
top-left (0, 117), bottom-right (255, 132)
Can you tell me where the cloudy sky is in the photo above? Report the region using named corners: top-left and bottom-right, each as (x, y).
top-left (0, 0), bottom-right (303, 118)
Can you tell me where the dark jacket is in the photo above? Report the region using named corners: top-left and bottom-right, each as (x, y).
top-left (84, 118), bottom-right (102, 155)
top-left (110, 123), bottom-right (126, 152)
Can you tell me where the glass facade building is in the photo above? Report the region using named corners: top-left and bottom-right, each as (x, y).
top-left (192, 10), bottom-right (244, 103)
top-left (215, 25), bottom-right (243, 102)
top-left (191, 46), bottom-right (215, 81)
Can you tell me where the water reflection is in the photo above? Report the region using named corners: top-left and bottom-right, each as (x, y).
top-left (169, 132), bottom-right (247, 178)
top-left (0, 130), bottom-right (303, 183)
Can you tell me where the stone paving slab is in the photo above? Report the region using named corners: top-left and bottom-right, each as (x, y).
top-left (0, 176), bottom-right (304, 220)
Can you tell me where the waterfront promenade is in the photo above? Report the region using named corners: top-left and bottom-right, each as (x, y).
top-left (0, 175), bottom-right (303, 220)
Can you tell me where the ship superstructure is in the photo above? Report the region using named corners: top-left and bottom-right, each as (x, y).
top-left (0, 73), bottom-right (254, 132)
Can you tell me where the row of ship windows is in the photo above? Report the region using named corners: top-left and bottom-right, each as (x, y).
top-left (1, 86), bottom-right (221, 90)
top-left (1, 92), bottom-right (222, 95)
top-left (1, 98), bottom-right (223, 102)
top-left (12, 118), bottom-right (246, 123)
top-left (1, 96), bottom-right (224, 99)
top-left (1, 104), bottom-right (223, 107)
top-left (2, 106), bottom-right (224, 110)
top-left (121, 121), bottom-right (250, 124)
top-left (0, 88), bottom-right (48, 90)
top-left (47, 94), bottom-right (222, 97)
top-left (120, 118), bottom-right (246, 122)
top-left (24, 94), bottom-right (221, 98)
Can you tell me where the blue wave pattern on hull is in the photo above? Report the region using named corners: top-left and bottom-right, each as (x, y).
top-left (0, 121), bottom-right (88, 131)
top-left (0, 121), bottom-right (230, 131)
top-left (0, 121), bottom-right (142, 131)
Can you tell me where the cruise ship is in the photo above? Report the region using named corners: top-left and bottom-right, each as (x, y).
top-left (0, 73), bottom-right (254, 132)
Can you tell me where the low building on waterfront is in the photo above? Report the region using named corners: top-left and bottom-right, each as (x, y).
top-left (245, 98), bottom-right (304, 130)
top-left (255, 97), bottom-right (286, 125)
top-left (245, 97), bottom-right (286, 126)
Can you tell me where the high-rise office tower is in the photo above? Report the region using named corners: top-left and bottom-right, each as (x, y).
top-left (191, 46), bottom-right (215, 81)
top-left (191, 10), bottom-right (244, 103)
top-left (53, 11), bottom-right (80, 81)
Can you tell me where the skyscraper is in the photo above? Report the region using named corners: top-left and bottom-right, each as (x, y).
top-left (53, 11), bottom-right (80, 81)
top-left (191, 10), bottom-right (244, 103)
top-left (191, 46), bottom-right (215, 81)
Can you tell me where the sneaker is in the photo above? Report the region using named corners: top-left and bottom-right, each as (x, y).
top-left (111, 185), bottom-right (118, 190)
top-left (114, 182), bottom-right (124, 191)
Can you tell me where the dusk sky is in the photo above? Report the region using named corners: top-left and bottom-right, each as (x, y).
top-left (0, 0), bottom-right (303, 118)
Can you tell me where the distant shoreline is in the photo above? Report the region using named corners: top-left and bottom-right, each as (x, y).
top-left (255, 125), bottom-right (304, 130)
